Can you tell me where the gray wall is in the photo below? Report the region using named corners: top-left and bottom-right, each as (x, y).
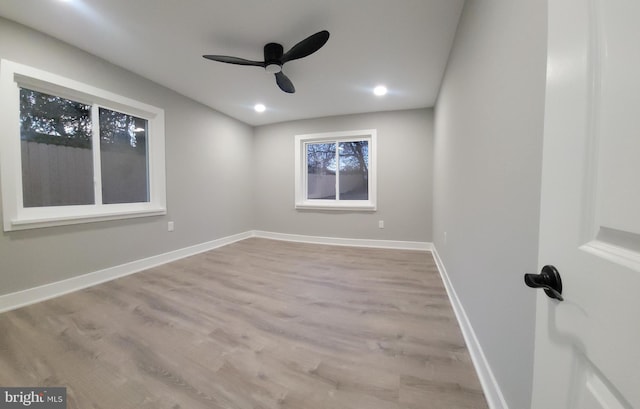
top-left (0, 7), bottom-right (549, 407)
top-left (0, 18), bottom-right (254, 295)
top-left (253, 109), bottom-right (433, 242)
top-left (433, 1), bottom-right (546, 408)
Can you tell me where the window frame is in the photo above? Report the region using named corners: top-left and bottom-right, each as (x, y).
top-left (0, 59), bottom-right (166, 231)
top-left (294, 129), bottom-right (377, 211)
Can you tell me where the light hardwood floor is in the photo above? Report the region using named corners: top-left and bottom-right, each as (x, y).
top-left (0, 238), bottom-right (488, 409)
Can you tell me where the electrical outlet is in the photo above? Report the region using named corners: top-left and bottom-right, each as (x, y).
top-left (378, 220), bottom-right (384, 229)
top-left (168, 221), bottom-right (174, 232)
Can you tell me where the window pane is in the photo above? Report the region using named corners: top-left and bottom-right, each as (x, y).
top-left (20, 88), bottom-right (94, 207)
top-left (307, 142), bottom-right (336, 199)
top-left (99, 108), bottom-right (149, 204)
top-left (338, 141), bottom-right (369, 200)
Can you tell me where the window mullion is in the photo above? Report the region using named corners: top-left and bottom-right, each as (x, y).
top-left (91, 105), bottom-right (103, 205)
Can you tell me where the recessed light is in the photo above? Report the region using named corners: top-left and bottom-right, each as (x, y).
top-left (373, 85), bottom-right (388, 96)
top-left (254, 103), bottom-right (266, 113)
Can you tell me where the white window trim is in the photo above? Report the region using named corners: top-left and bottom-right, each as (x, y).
top-left (0, 59), bottom-right (166, 231)
top-left (294, 129), bottom-right (377, 211)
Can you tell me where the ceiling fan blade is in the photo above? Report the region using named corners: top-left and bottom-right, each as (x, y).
top-left (281, 30), bottom-right (330, 63)
top-left (275, 72), bottom-right (295, 93)
top-left (202, 55), bottom-right (265, 67)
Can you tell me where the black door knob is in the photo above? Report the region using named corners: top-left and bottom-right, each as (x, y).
top-left (524, 265), bottom-right (563, 301)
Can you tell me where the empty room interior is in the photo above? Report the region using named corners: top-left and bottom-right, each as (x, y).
top-left (0, 0), bottom-right (597, 408)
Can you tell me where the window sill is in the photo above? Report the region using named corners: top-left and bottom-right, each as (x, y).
top-left (7, 205), bottom-right (166, 231)
top-left (295, 201), bottom-right (376, 211)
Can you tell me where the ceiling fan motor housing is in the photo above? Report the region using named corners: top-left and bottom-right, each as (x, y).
top-left (264, 43), bottom-right (283, 73)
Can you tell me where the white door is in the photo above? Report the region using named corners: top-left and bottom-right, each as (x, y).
top-left (531, 0), bottom-right (640, 408)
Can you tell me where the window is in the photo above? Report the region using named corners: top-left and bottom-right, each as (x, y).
top-left (295, 129), bottom-right (376, 210)
top-left (0, 60), bottom-right (166, 231)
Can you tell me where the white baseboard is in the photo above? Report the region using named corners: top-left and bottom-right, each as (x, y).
top-left (0, 230), bottom-right (501, 406)
top-left (0, 231), bottom-right (252, 314)
top-left (252, 230), bottom-right (432, 251)
top-left (0, 231), bottom-right (430, 314)
top-left (431, 245), bottom-right (508, 409)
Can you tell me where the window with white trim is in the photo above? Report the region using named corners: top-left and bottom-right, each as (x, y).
top-left (0, 60), bottom-right (166, 231)
top-left (295, 129), bottom-right (376, 210)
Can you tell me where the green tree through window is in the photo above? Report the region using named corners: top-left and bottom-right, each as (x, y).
top-left (20, 89), bottom-right (92, 148)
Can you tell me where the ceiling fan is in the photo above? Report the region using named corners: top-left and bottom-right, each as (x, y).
top-left (203, 30), bottom-right (330, 94)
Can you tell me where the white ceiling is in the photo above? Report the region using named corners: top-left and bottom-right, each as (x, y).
top-left (0, 0), bottom-right (464, 126)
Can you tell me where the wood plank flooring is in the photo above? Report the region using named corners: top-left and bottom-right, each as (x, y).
top-left (0, 238), bottom-right (488, 409)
